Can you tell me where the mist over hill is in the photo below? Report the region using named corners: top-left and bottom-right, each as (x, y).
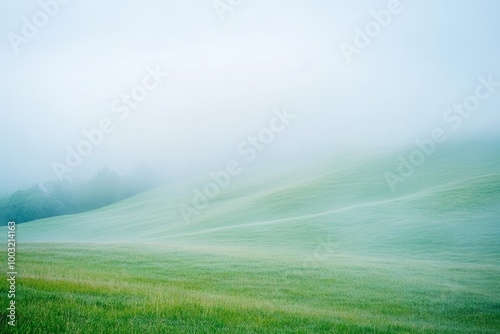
top-left (1, 1), bottom-right (499, 332)
top-left (8, 141), bottom-right (499, 264)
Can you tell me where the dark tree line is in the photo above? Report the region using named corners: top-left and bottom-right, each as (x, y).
top-left (0, 164), bottom-right (161, 225)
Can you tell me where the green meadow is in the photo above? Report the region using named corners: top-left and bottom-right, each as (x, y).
top-left (1, 142), bottom-right (499, 333)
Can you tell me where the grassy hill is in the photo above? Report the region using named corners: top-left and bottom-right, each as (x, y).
top-left (1, 141), bottom-right (499, 333)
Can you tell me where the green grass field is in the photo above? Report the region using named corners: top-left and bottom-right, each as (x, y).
top-left (1, 142), bottom-right (499, 333)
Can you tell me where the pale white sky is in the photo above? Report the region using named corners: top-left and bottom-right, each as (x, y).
top-left (1, 0), bottom-right (499, 191)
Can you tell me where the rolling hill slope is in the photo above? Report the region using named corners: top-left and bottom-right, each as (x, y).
top-left (9, 141), bottom-right (500, 263)
top-left (1, 141), bottom-right (499, 333)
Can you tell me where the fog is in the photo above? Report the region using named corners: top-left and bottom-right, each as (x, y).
top-left (1, 0), bottom-right (499, 191)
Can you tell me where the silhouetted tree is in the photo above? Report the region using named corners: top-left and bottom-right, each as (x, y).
top-left (0, 166), bottom-right (161, 225)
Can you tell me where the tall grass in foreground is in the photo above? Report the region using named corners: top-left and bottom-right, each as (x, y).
top-left (1, 243), bottom-right (499, 333)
